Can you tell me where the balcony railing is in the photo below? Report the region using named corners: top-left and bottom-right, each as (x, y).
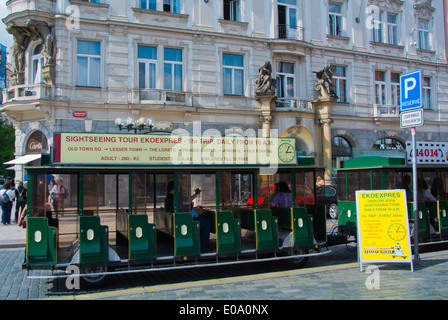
top-left (275, 97), bottom-right (314, 113)
top-left (131, 89), bottom-right (190, 105)
top-left (3, 84), bottom-right (51, 102)
top-left (373, 104), bottom-right (400, 118)
top-left (276, 25), bottom-right (305, 41)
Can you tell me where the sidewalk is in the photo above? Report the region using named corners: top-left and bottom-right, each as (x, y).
top-left (0, 223), bottom-right (26, 248)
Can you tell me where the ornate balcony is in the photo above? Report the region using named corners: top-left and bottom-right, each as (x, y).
top-left (373, 104), bottom-right (400, 118)
top-left (274, 97), bottom-right (314, 113)
top-left (276, 25), bottom-right (305, 41)
top-left (3, 84), bottom-right (51, 103)
top-left (131, 89), bottom-right (192, 106)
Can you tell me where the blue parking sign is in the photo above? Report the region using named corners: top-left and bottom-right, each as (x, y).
top-left (400, 70), bottom-right (422, 112)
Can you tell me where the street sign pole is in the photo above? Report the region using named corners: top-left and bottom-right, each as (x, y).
top-left (400, 70), bottom-right (423, 265)
top-left (411, 128), bottom-right (419, 264)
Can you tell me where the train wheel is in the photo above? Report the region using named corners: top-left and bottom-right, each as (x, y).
top-left (80, 267), bottom-right (107, 287)
top-left (283, 249), bottom-right (309, 268)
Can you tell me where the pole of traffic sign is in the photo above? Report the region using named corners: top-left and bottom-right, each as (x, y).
top-left (412, 127), bottom-right (419, 264)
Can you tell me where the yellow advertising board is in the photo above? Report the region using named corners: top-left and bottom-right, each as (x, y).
top-left (52, 132), bottom-right (297, 166)
top-left (356, 190), bottom-right (413, 272)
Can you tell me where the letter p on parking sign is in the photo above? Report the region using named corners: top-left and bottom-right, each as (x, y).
top-left (400, 70), bottom-right (422, 112)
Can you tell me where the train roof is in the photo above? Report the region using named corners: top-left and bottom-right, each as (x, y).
top-left (338, 156), bottom-right (447, 170)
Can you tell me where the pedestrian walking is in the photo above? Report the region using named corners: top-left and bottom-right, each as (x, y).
top-left (48, 179), bottom-right (60, 214)
top-left (14, 181), bottom-right (27, 223)
top-left (1, 182), bottom-right (15, 225)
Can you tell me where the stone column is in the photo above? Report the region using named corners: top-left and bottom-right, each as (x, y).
top-left (315, 99), bottom-right (334, 185)
top-left (256, 93), bottom-right (276, 138)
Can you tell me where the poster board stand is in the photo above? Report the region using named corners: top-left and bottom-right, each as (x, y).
top-left (356, 190), bottom-right (413, 272)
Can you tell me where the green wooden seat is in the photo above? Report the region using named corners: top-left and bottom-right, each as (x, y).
top-left (26, 217), bottom-right (57, 265)
top-left (79, 216), bottom-right (109, 263)
top-left (128, 214), bottom-right (156, 260)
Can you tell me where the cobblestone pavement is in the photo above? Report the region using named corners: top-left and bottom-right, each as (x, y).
top-left (1, 223), bottom-right (447, 301)
top-left (54, 249), bottom-right (447, 301)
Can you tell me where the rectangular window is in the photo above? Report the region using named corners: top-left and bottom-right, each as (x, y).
top-left (276, 62), bottom-right (295, 98)
top-left (418, 19), bottom-right (431, 50)
top-left (140, 0), bottom-right (157, 10)
top-left (375, 71), bottom-right (386, 105)
top-left (223, 53), bottom-right (244, 96)
top-left (223, 0), bottom-right (240, 21)
top-left (329, 2), bottom-right (343, 37)
top-left (164, 48), bottom-right (182, 91)
top-left (387, 13), bottom-right (398, 45)
top-left (278, 0), bottom-right (298, 39)
top-left (331, 66), bottom-right (347, 103)
top-left (422, 76), bottom-right (432, 110)
top-left (77, 40), bottom-right (101, 87)
top-left (372, 11), bottom-right (384, 43)
top-left (137, 45), bottom-right (157, 89)
top-left (372, 11), bottom-right (399, 45)
top-left (390, 72), bottom-right (400, 106)
top-left (163, 0), bottom-right (180, 13)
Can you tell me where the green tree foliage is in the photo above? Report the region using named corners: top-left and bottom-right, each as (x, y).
top-left (0, 112), bottom-right (15, 180)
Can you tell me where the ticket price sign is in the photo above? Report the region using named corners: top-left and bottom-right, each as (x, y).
top-left (356, 190), bottom-right (413, 272)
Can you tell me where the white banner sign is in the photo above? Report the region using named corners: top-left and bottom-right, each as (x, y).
top-left (406, 141), bottom-right (448, 164)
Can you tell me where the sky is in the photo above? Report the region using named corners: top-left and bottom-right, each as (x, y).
top-left (0, 2), bottom-right (12, 48)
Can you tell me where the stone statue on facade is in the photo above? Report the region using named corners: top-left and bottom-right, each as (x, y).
top-left (6, 22), bottom-right (35, 85)
top-left (314, 66), bottom-right (338, 101)
top-left (255, 61), bottom-right (276, 96)
top-left (6, 19), bottom-right (56, 86)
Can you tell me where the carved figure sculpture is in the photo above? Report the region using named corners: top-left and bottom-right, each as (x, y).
top-left (26, 19), bottom-right (55, 66)
top-left (314, 66), bottom-right (338, 101)
top-left (255, 61), bottom-right (276, 94)
top-left (6, 23), bottom-right (35, 85)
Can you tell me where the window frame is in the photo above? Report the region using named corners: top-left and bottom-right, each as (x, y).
top-left (31, 44), bottom-right (44, 84)
top-left (137, 45), bottom-right (158, 89)
top-left (372, 11), bottom-right (399, 46)
top-left (76, 39), bottom-right (102, 88)
top-left (422, 76), bottom-right (433, 110)
top-left (374, 70), bottom-right (387, 105)
top-left (331, 65), bottom-right (348, 103)
top-left (418, 19), bottom-right (431, 51)
top-left (390, 72), bottom-right (400, 106)
top-left (328, 2), bottom-right (343, 37)
top-left (223, 0), bottom-right (241, 22)
top-left (139, 0), bottom-right (157, 10)
top-left (163, 47), bottom-right (183, 91)
top-left (276, 61), bottom-right (296, 98)
top-left (222, 53), bottom-right (244, 96)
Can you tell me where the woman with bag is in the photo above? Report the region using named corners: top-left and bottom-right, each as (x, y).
top-left (48, 179), bottom-right (60, 214)
top-left (14, 181), bottom-right (27, 223)
top-left (57, 177), bottom-right (66, 216)
top-left (1, 182), bottom-right (14, 225)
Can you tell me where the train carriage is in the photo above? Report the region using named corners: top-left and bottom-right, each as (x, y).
top-left (336, 156), bottom-right (448, 245)
top-left (22, 132), bottom-right (330, 285)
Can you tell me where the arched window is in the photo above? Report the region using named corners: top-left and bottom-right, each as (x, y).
top-left (373, 138), bottom-right (404, 150)
top-left (295, 138), bottom-right (308, 156)
top-left (332, 136), bottom-right (352, 171)
top-left (31, 44), bottom-right (44, 84)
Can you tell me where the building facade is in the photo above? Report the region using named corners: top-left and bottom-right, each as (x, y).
top-left (2, 0), bottom-right (448, 183)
